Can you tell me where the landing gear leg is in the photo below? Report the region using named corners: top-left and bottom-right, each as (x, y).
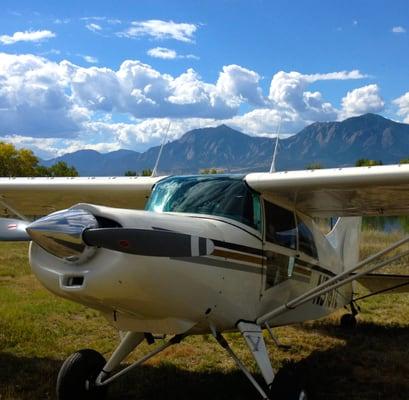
top-left (57, 331), bottom-right (186, 399)
top-left (213, 322), bottom-right (308, 400)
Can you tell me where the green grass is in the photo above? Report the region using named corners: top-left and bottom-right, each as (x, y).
top-left (1, 232), bottom-right (409, 399)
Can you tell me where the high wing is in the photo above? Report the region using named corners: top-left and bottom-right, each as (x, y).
top-left (246, 164), bottom-right (409, 217)
top-left (0, 176), bottom-right (164, 217)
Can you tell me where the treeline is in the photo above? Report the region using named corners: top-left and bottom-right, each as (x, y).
top-left (0, 142), bottom-right (78, 177)
top-left (306, 158), bottom-right (409, 169)
top-left (124, 169), bottom-right (153, 176)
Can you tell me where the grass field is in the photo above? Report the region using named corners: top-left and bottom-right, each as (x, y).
top-left (1, 231), bottom-right (409, 399)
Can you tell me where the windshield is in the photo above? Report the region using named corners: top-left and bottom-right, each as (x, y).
top-left (146, 175), bottom-right (261, 231)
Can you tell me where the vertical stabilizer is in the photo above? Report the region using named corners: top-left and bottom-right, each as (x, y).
top-left (326, 217), bottom-right (362, 270)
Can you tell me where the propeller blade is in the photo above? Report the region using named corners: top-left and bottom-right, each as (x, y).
top-left (83, 228), bottom-right (214, 257)
top-left (0, 218), bottom-right (30, 241)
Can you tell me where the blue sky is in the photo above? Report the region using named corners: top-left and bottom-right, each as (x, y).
top-left (0, 0), bottom-right (408, 158)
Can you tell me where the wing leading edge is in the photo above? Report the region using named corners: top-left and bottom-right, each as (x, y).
top-left (0, 176), bottom-right (164, 217)
top-left (246, 164), bottom-right (409, 217)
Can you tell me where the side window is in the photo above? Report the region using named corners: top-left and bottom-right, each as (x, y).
top-left (252, 193), bottom-right (262, 232)
top-left (264, 201), bottom-right (296, 249)
top-left (297, 217), bottom-right (318, 259)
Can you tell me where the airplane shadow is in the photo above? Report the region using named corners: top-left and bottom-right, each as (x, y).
top-left (1, 322), bottom-right (409, 400)
top-left (295, 320), bottom-right (409, 399)
top-left (0, 352), bottom-right (254, 400)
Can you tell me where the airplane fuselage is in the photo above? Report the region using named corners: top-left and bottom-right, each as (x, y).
top-left (28, 175), bottom-right (353, 335)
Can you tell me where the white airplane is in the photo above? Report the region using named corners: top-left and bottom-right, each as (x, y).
top-left (1, 165), bottom-right (409, 400)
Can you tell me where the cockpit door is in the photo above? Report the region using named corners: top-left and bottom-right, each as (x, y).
top-left (262, 200), bottom-right (299, 290)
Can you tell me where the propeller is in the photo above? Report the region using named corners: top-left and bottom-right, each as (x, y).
top-left (0, 218), bottom-right (30, 241)
top-left (83, 228), bottom-right (215, 258)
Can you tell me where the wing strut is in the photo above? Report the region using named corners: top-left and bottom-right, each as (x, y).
top-left (0, 198), bottom-right (28, 221)
top-left (257, 235), bottom-right (409, 325)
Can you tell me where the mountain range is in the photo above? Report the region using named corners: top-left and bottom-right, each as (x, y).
top-left (42, 113), bottom-right (409, 176)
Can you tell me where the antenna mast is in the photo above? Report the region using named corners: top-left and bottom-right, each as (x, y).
top-left (269, 119), bottom-right (281, 173)
top-left (151, 121), bottom-right (171, 177)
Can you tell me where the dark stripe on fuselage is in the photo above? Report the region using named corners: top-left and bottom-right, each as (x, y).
top-left (295, 259), bottom-right (336, 277)
top-left (213, 249), bottom-right (262, 265)
top-left (213, 239), bottom-right (264, 256)
top-left (213, 241), bottom-right (337, 278)
top-left (171, 256), bottom-right (261, 274)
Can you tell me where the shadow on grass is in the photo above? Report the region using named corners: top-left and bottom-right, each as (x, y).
top-left (0, 352), bottom-right (254, 400)
top-left (296, 321), bottom-right (409, 399)
top-left (2, 321), bottom-right (409, 400)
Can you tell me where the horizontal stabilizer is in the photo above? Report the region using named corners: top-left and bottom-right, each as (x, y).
top-left (357, 273), bottom-right (409, 295)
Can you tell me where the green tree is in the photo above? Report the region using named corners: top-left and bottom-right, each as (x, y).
top-left (201, 168), bottom-right (223, 174)
top-left (124, 170), bottom-right (138, 176)
top-left (141, 169), bottom-right (153, 176)
top-left (0, 142), bottom-right (40, 177)
top-left (400, 158), bottom-right (409, 164)
top-left (46, 161), bottom-right (78, 177)
top-left (305, 162), bottom-right (324, 170)
top-left (355, 159), bottom-right (383, 167)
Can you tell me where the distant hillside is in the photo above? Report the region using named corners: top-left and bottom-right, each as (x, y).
top-left (277, 113), bottom-right (409, 169)
top-left (42, 114), bottom-right (409, 175)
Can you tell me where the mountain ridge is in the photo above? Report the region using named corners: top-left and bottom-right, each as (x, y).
top-left (42, 114), bottom-right (409, 175)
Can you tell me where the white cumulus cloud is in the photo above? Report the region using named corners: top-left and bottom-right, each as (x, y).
top-left (0, 53), bottom-right (88, 137)
top-left (216, 64), bottom-right (266, 107)
top-left (147, 47), bottom-right (177, 59)
top-left (268, 71), bottom-right (337, 122)
top-left (0, 51), bottom-right (377, 153)
top-left (340, 84), bottom-right (385, 119)
top-left (0, 30), bottom-right (56, 45)
top-left (393, 92), bottom-right (409, 123)
top-left (147, 47), bottom-right (199, 60)
top-left (120, 20), bottom-right (198, 43)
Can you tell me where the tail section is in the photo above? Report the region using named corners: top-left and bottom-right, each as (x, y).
top-left (326, 217), bottom-right (362, 270)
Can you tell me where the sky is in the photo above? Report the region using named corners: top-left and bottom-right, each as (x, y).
top-left (0, 0), bottom-right (408, 159)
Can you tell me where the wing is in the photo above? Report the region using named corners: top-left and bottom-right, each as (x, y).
top-left (0, 176), bottom-right (164, 217)
top-left (245, 164), bottom-right (409, 217)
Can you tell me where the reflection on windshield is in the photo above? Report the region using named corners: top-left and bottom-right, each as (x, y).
top-left (146, 176), bottom-right (261, 231)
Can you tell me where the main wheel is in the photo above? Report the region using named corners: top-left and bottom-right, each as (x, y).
top-left (56, 349), bottom-right (108, 400)
top-left (269, 367), bottom-right (309, 400)
top-left (340, 313), bottom-right (357, 329)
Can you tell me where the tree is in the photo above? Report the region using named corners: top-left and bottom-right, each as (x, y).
top-left (0, 142), bottom-right (40, 176)
top-left (0, 142), bottom-right (78, 177)
top-left (200, 168), bottom-right (223, 174)
top-left (124, 170), bottom-right (138, 176)
top-left (47, 161), bottom-right (78, 177)
top-left (400, 158), bottom-right (409, 164)
top-left (305, 162), bottom-right (324, 170)
top-left (141, 169), bottom-right (153, 176)
top-left (355, 159), bottom-right (383, 167)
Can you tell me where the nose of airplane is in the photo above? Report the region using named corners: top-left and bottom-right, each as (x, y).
top-left (26, 208), bottom-right (98, 263)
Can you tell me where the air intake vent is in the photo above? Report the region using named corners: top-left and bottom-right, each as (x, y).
top-left (64, 276), bottom-right (84, 287)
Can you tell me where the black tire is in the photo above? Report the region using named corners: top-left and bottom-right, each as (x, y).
top-left (340, 313), bottom-right (357, 329)
top-left (269, 367), bottom-right (309, 400)
top-left (56, 349), bottom-right (108, 400)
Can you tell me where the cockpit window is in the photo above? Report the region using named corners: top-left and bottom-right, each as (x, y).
top-left (146, 175), bottom-right (261, 231)
top-left (297, 216), bottom-right (318, 258)
top-left (264, 200), bottom-right (297, 249)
